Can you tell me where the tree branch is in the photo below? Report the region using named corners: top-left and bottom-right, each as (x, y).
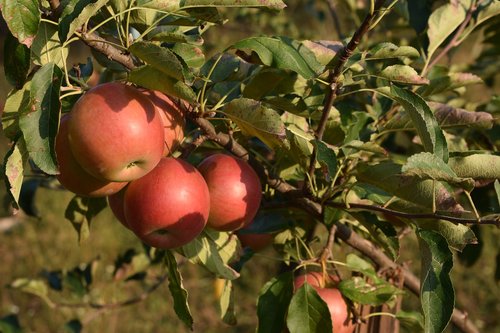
top-left (305, 0), bottom-right (386, 191)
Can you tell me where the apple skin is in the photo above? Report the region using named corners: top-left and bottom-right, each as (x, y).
top-left (140, 90), bottom-right (185, 155)
top-left (107, 187), bottom-right (128, 228)
top-left (294, 273), bottom-right (355, 333)
top-left (197, 154), bottom-right (262, 231)
top-left (236, 231), bottom-right (273, 252)
top-left (55, 114), bottom-right (127, 197)
top-left (123, 157), bottom-right (210, 249)
top-left (68, 82), bottom-right (165, 182)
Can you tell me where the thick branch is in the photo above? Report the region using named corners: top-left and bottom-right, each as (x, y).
top-left (306, 0), bottom-right (386, 189)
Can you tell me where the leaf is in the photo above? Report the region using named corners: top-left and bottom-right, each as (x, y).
top-left (302, 40), bottom-right (342, 66)
top-left (9, 278), bottom-right (53, 307)
top-left (31, 21), bottom-right (69, 68)
top-left (2, 82), bottom-right (31, 140)
top-left (414, 219), bottom-right (476, 252)
top-left (3, 139), bottom-right (28, 209)
top-left (0, 314), bottom-right (22, 333)
top-left (129, 65), bottom-right (197, 102)
top-left (173, 43), bottom-right (205, 69)
top-left (448, 154), bottom-right (500, 179)
top-left (179, 230), bottom-right (240, 280)
top-left (421, 72), bottom-right (483, 96)
top-left (224, 98), bottom-right (289, 149)
top-left (286, 283), bottom-right (333, 333)
top-left (257, 272), bottom-right (294, 333)
top-left (181, 0), bottom-right (286, 10)
top-left (219, 279), bottom-right (237, 325)
top-left (367, 42), bottom-right (420, 59)
top-left (58, 0), bottom-right (108, 42)
top-left (64, 196), bottom-right (107, 243)
top-left (427, 3), bottom-right (466, 60)
top-left (402, 152), bottom-right (474, 191)
top-left (379, 65), bottom-right (429, 85)
top-left (338, 276), bottom-right (400, 306)
top-left (396, 310), bottom-right (424, 333)
top-left (417, 229), bottom-right (454, 333)
top-left (407, 0), bottom-right (432, 34)
top-left (0, 0), bottom-right (39, 47)
top-left (428, 102), bottom-right (493, 130)
top-left (495, 180), bottom-right (500, 207)
top-left (390, 85), bottom-right (448, 162)
top-left (164, 250), bottom-right (194, 329)
top-left (129, 41), bottom-right (185, 81)
top-left (232, 37), bottom-right (323, 79)
top-left (313, 140), bottom-right (337, 180)
top-left (19, 63), bottom-right (62, 175)
top-left (64, 319), bottom-right (83, 333)
top-left (3, 31), bottom-right (30, 88)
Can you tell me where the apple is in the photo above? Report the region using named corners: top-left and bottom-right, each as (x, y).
top-left (197, 154), bottom-right (262, 231)
top-left (140, 90), bottom-right (185, 155)
top-left (236, 230), bottom-right (273, 252)
top-left (107, 187), bottom-right (128, 228)
top-left (294, 272), bottom-right (355, 333)
top-left (123, 157), bottom-right (210, 249)
top-left (68, 82), bottom-right (165, 182)
top-left (55, 114), bottom-right (127, 197)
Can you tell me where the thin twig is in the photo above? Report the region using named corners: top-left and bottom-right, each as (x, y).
top-left (305, 0), bottom-right (387, 192)
top-left (422, 0), bottom-right (479, 76)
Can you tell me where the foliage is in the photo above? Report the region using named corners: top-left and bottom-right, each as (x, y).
top-left (1, 0), bottom-right (500, 332)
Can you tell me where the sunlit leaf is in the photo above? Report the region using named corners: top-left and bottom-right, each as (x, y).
top-left (59, 0), bottom-right (108, 42)
top-left (129, 41), bottom-right (185, 81)
top-left (0, 0), bottom-right (39, 47)
top-left (164, 250), bottom-right (193, 329)
top-left (3, 139), bottom-right (28, 209)
top-left (379, 65), bottom-right (429, 85)
top-left (31, 21), bottom-right (69, 68)
top-left (427, 3), bottom-right (466, 60)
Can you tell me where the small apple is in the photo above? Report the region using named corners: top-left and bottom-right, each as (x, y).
top-left (123, 157), bottom-right (210, 249)
top-left (140, 90), bottom-right (185, 155)
top-left (293, 272), bottom-right (355, 333)
top-left (197, 154), bottom-right (262, 231)
top-left (55, 114), bottom-right (127, 197)
top-left (68, 82), bottom-right (165, 182)
top-left (236, 230), bottom-right (273, 252)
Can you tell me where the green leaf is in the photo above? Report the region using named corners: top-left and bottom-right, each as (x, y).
top-left (379, 65), bottom-right (429, 85)
top-left (2, 82), bottom-right (31, 140)
top-left (396, 310), bottom-right (424, 333)
top-left (421, 72), bottom-right (483, 96)
top-left (414, 219), bottom-right (476, 252)
top-left (63, 319), bottom-right (82, 333)
top-left (495, 180), bottom-right (500, 207)
top-left (9, 278), bottom-right (53, 307)
top-left (58, 0), bottom-right (108, 42)
top-left (128, 65), bottom-right (197, 102)
top-left (179, 230), bottom-right (240, 280)
top-left (402, 152), bottom-right (474, 191)
top-left (447, 154), bottom-right (500, 180)
top-left (286, 283), bottom-right (333, 333)
top-left (232, 37), bottom-right (323, 79)
top-left (3, 32), bottom-right (30, 88)
top-left (313, 140), bottom-right (337, 180)
top-left (129, 41), bottom-right (185, 81)
top-left (367, 42), bottom-right (420, 60)
top-left (338, 276), bottom-right (400, 306)
top-left (164, 250), bottom-right (194, 329)
top-left (427, 3), bottom-right (466, 60)
top-left (3, 138), bottom-right (28, 209)
top-left (257, 272), bottom-right (294, 333)
top-left (173, 43), bottom-right (205, 69)
top-left (224, 98), bottom-right (289, 149)
top-left (64, 196), bottom-right (107, 243)
top-left (181, 0), bottom-right (285, 10)
top-left (301, 40), bottom-right (342, 66)
top-left (31, 21), bottom-right (69, 68)
top-left (0, 314), bottom-right (22, 333)
top-left (19, 63), bottom-right (62, 175)
top-left (219, 279), bottom-right (237, 325)
top-left (390, 85), bottom-right (448, 162)
top-left (0, 0), bottom-right (39, 47)
top-left (417, 229), bottom-right (454, 333)
top-left (148, 26), bottom-right (204, 45)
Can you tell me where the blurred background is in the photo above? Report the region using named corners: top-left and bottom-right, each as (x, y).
top-left (1, 1), bottom-right (499, 332)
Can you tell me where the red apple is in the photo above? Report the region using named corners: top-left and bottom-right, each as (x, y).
top-left (293, 272), bottom-right (355, 333)
top-left (68, 82), bottom-right (165, 182)
top-left (55, 114), bottom-right (127, 197)
top-left (197, 154), bottom-right (262, 231)
top-left (140, 90), bottom-right (185, 155)
top-left (236, 230), bottom-right (273, 252)
top-left (108, 187), bottom-right (128, 228)
top-left (123, 157), bottom-right (210, 249)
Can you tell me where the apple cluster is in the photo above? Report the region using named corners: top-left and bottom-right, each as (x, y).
top-left (56, 82), bottom-right (265, 249)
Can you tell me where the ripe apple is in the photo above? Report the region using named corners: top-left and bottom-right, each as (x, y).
top-left (236, 230), bottom-right (273, 252)
top-left (107, 187), bottom-right (128, 228)
top-left (123, 157), bottom-right (210, 249)
top-left (294, 272), bottom-right (355, 333)
top-left (197, 154), bottom-right (262, 231)
top-left (55, 114), bottom-right (127, 197)
top-left (68, 82), bottom-right (165, 182)
top-left (140, 90), bottom-right (185, 155)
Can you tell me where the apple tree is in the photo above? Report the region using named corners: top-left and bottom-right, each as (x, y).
top-left (1, 0), bottom-right (500, 332)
